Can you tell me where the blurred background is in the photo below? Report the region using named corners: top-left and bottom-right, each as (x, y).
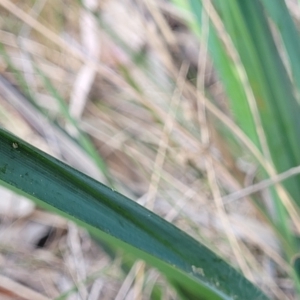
top-left (0, 0), bottom-right (300, 299)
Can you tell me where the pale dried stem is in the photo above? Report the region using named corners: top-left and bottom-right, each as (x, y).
top-left (196, 7), bottom-right (253, 280)
top-left (88, 278), bottom-right (103, 300)
top-left (135, 63), bottom-right (188, 296)
top-left (0, 274), bottom-right (51, 300)
top-left (196, 90), bottom-right (300, 231)
top-left (132, 261), bottom-right (145, 300)
top-left (69, 0), bottom-right (99, 121)
top-left (144, 22), bottom-right (177, 77)
top-left (67, 222), bottom-right (88, 299)
top-left (222, 165), bottom-right (300, 205)
top-left (145, 62), bottom-right (188, 210)
top-left (115, 261), bottom-right (142, 300)
top-left (143, 0), bottom-right (177, 47)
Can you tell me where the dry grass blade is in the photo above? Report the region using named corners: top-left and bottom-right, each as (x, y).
top-left (0, 274), bottom-right (51, 300)
top-left (0, 75), bottom-right (104, 181)
top-left (196, 5), bottom-right (252, 281)
top-left (69, 0), bottom-right (99, 121)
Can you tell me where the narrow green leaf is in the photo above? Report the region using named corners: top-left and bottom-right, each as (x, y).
top-left (214, 0), bottom-right (300, 207)
top-left (0, 128), bottom-right (268, 300)
top-left (214, 0), bottom-right (300, 257)
top-left (293, 254), bottom-right (300, 281)
top-left (184, 0), bottom-right (300, 207)
top-left (185, 0), bottom-right (261, 149)
top-left (261, 0), bottom-right (300, 97)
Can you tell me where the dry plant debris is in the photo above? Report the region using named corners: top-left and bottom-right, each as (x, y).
top-left (0, 0), bottom-right (298, 299)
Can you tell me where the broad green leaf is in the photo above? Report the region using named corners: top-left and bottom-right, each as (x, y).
top-left (0, 128), bottom-right (268, 299)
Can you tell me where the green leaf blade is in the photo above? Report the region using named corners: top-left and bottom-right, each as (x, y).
top-left (217, 0), bottom-right (300, 204)
top-left (0, 128), bottom-right (268, 300)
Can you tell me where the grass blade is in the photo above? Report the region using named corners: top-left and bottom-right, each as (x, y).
top-left (261, 0), bottom-right (300, 96)
top-left (212, 0), bottom-right (300, 256)
top-left (0, 128), bottom-right (268, 300)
